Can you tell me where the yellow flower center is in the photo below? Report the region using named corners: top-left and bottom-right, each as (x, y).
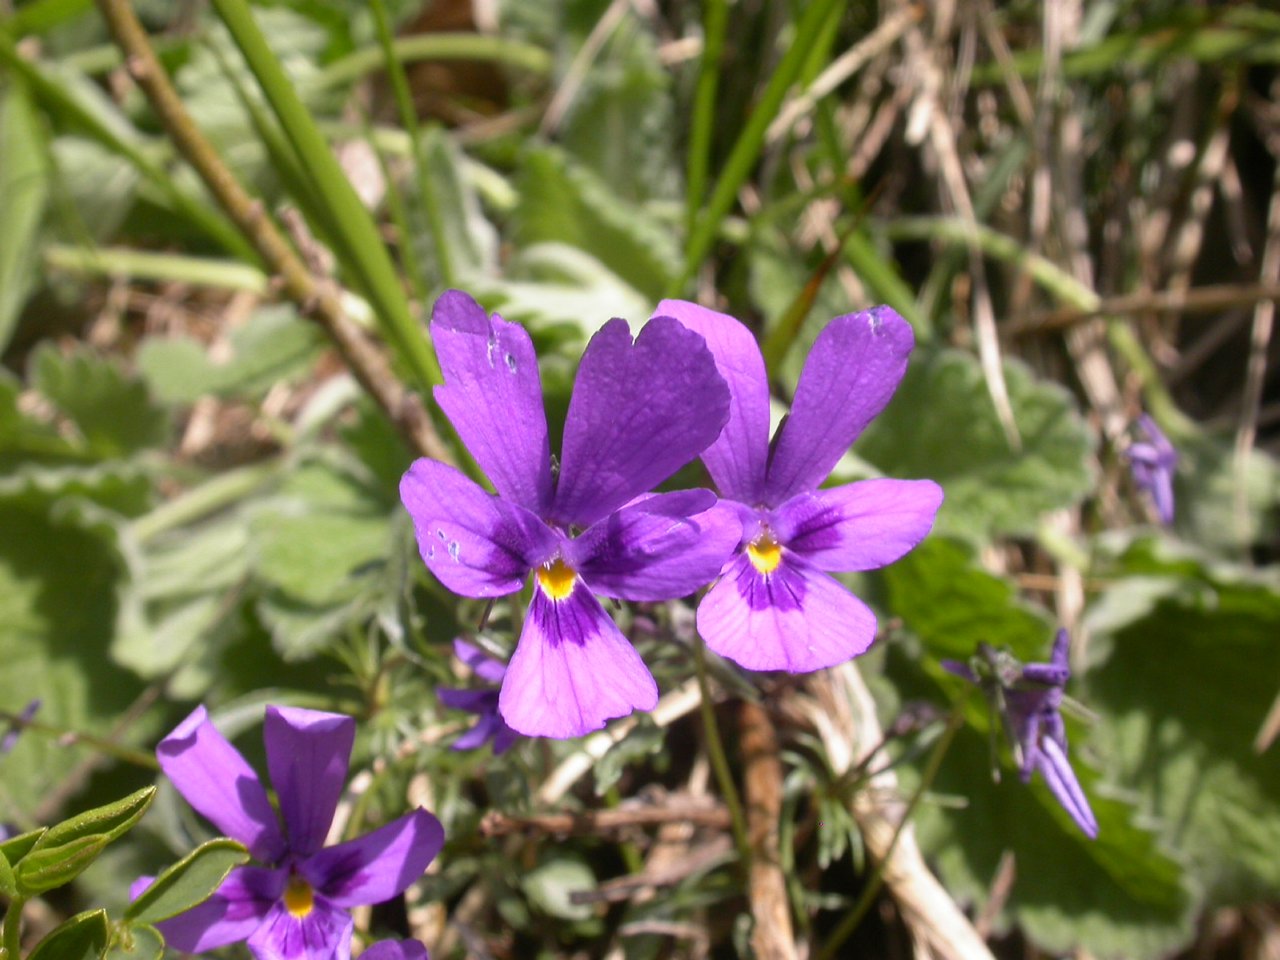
top-left (746, 534), bottom-right (783, 574)
top-left (536, 557), bottom-right (577, 600)
top-left (283, 874), bottom-right (314, 918)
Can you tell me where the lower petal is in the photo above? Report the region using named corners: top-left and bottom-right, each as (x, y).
top-left (696, 551), bottom-right (877, 672)
top-left (246, 898), bottom-right (354, 960)
top-left (498, 588), bottom-right (658, 738)
top-left (154, 865), bottom-right (281, 953)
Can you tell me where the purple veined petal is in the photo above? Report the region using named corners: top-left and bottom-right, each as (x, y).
top-left (246, 896), bottom-right (354, 960)
top-left (156, 707), bottom-right (285, 863)
top-left (764, 306), bottom-right (914, 503)
top-left (452, 638), bottom-right (507, 685)
top-left (696, 551), bottom-right (878, 672)
top-left (401, 459), bottom-right (558, 598)
top-left (772, 479), bottom-right (943, 573)
top-left (552, 316), bottom-right (731, 528)
top-left (153, 865), bottom-right (282, 953)
top-left (302, 809), bottom-right (444, 908)
top-left (569, 491), bottom-right (741, 601)
top-left (498, 587), bottom-right (659, 738)
top-left (263, 707), bottom-right (355, 858)
top-left (1037, 737), bottom-right (1099, 839)
top-left (651, 300), bottom-right (772, 503)
top-left (361, 940), bottom-right (430, 960)
top-left (430, 291), bottom-right (553, 515)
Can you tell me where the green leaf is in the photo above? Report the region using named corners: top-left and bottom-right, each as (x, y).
top-left (407, 128), bottom-right (497, 285)
top-left (26, 909), bottom-right (109, 960)
top-left (125, 838), bottom-right (248, 925)
top-left (0, 827), bottom-right (46, 866)
top-left (0, 847), bottom-right (14, 898)
top-left (0, 80), bottom-right (50, 354)
top-left (34, 786), bottom-right (155, 851)
top-left (522, 856), bottom-right (596, 921)
top-left (105, 923), bottom-right (163, 960)
top-left (16, 834), bottom-right (108, 895)
top-left (857, 349), bottom-right (1093, 541)
top-left (31, 344), bottom-right (168, 458)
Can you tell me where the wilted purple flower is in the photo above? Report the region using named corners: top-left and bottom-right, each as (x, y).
top-left (136, 705), bottom-right (444, 960)
top-left (943, 630), bottom-right (1098, 838)
top-left (401, 292), bottom-right (737, 739)
top-left (1125, 414), bottom-right (1177, 525)
top-left (651, 301), bottom-right (943, 672)
top-left (0, 699), bottom-right (41, 755)
top-left (438, 639), bottom-right (518, 755)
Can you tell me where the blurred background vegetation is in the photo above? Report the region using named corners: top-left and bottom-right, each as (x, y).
top-left (3, 0), bottom-right (1280, 957)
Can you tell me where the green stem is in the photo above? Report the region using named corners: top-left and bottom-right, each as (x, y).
top-left (691, 633), bottom-right (751, 873)
top-left (815, 705), bottom-right (966, 960)
top-left (129, 461), bottom-right (279, 544)
top-left (683, 0), bottom-right (728, 240)
top-left (314, 33), bottom-right (551, 92)
top-left (2, 896), bottom-right (23, 959)
top-left (44, 244), bottom-right (268, 294)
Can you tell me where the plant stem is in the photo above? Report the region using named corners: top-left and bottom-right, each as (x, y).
top-left (313, 32), bottom-right (552, 92)
top-left (691, 632), bottom-right (752, 874)
top-left (684, 0), bottom-right (728, 241)
top-left (2, 897), bottom-right (24, 959)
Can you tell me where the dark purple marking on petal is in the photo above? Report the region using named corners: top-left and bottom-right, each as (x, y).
top-left (651, 300), bottom-right (771, 503)
top-left (772, 478), bottom-right (943, 573)
top-left (154, 865), bottom-right (282, 953)
top-left (765, 306), bottom-right (914, 503)
top-left (303, 808), bottom-right (444, 908)
top-left (569, 491), bottom-right (740, 601)
top-left (498, 588), bottom-right (658, 738)
top-left (245, 895), bottom-right (354, 960)
top-left (431, 290), bottom-right (553, 515)
top-left (263, 707), bottom-right (354, 859)
top-left (156, 707), bottom-right (285, 863)
top-left (552, 316), bottom-right (731, 527)
top-left (400, 458), bottom-right (558, 598)
top-left (696, 551), bottom-right (878, 672)
top-left (1037, 737), bottom-right (1099, 839)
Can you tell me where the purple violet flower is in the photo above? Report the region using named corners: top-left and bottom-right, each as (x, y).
top-left (438, 639), bottom-right (518, 755)
top-left (0, 699), bottom-right (41, 755)
top-left (400, 291), bottom-right (737, 739)
top-left (943, 630), bottom-right (1099, 838)
top-left (136, 705), bottom-right (444, 960)
top-left (651, 301), bottom-right (943, 672)
top-left (1124, 414), bottom-right (1178, 525)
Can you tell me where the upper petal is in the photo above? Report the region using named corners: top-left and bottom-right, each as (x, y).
top-left (771, 478), bottom-right (942, 572)
top-left (569, 491), bottom-right (741, 601)
top-left (302, 809), bottom-right (444, 908)
top-left (651, 301), bottom-right (771, 502)
top-left (498, 588), bottom-right (658, 738)
top-left (696, 551), bottom-right (877, 672)
top-left (264, 707), bottom-right (355, 858)
top-left (156, 706), bottom-right (285, 863)
top-left (400, 458), bottom-right (558, 598)
top-left (765, 306), bottom-right (914, 502)
top-left (553, 316), bottom-right (731, 527)
top-left (153, 865), bottom-right (281, 954)
top-left (430, 290), bottom-right (553, 514)
top-left (246, 897), bottom-right (354, 960)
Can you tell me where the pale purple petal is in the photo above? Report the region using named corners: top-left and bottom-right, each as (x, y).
top-left (1022, 629), bottom-right (1070, 685)
top-left (772, 479), bottom-right (942, 572)
top-left (498, 588), bottom-right (659, 738)
top-left (156, 707), bottom-right (285, 863)
top-left (400, 459), bottom-right (558, 598)
top-left (246, 897), bottom-right (353, 960)
top-left (263, 707), bottom-right (354, 858)
top-left (361, 941), bottom-right (429, 960)
top-left (765, 307), bottom-right (914, 502)
top-left (651, 300), bottom-right (771, 502)
top-left (696, 551), bottom-right (878, 672)
top-left (452, 639), bottom-right (507, 684)
top-left (569, 491), bottom-right (741, 601)
top-left (302, 809), bottom-right (444, 908)
top-left (430, 290), bottom-right (553, 515)
top-left (154, 865), bottom-right (281, 953)
top-left (552, 316), bottom-right (731, 528)
top-left (1038, 738), bottom-right (1099, 838)
top-left (940, 660), bottom-right (977, 683)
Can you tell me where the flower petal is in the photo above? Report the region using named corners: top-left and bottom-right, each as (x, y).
top-left (651, 300), bottom-right (771, 502)
top-left (765, 306), bottom-right (914, 502)
top-left (401, 458), bottom-right (558, 598)
top-left (246, 897), bottom-right (354, 960)
top-left (498, 588), bottom-right (659, 738)
top-left (154, 865), bottom-right (281, 953)
top-left (553, 316), bottom-right (731, 527)
top-left (156, 706), bottom-right (285, 862)
top-left (696, 551), bottom-right (877, 672)
top-left (303, 809), bottom-right (444, 908)
top-left (361, 941), bottom-right (429, 960)
top-left (569, 491), bottom-right (740, 601)
top-left (772, 479), bottom-right (942, 572)
top-left (264, 707), bottom-right (355, 858)
top-left (453, 638), bottom-right (506, 684)
top-left (430, 290), bottom-right (553, 514)
top-left (1037, 738), bottom-right (1099, 839)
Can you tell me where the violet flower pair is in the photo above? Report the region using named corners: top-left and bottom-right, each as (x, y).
top-left (404, 292), bottom-right (942, 741)
top-left (140, 705), bottom-right (442, 960)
